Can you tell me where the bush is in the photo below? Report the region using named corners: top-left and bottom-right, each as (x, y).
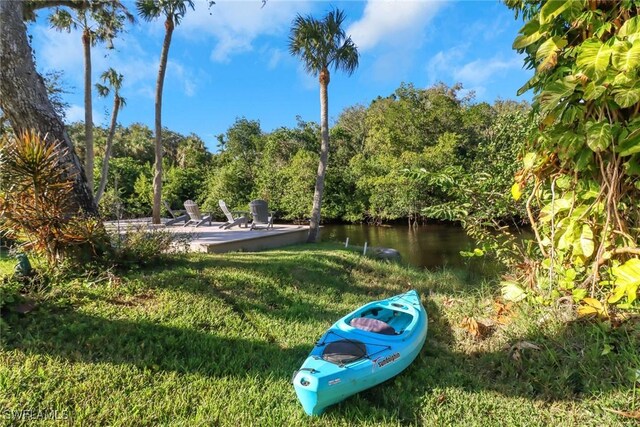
top-left (107, 227), bottom-right (191, 268)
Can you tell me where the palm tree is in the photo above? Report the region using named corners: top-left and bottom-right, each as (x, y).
top-left (95, 68), bottom-right (126, 204)
top-left (289, 9), bottom-right (359, 242)
top-left (49, 1), bottom-right (133, 192)
top-left (137, 0), bottom-right (194, 224)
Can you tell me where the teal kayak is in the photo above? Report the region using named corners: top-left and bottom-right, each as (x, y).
top-left (292, 290), bottom-right (428, 416)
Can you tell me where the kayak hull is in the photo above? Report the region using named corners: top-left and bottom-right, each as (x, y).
top-left (293, 290), bottom-right (428, 415)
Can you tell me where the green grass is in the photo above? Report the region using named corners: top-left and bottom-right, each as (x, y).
top-left (0, 250), bottom-right (13, 276)
top-left (1, 244), bottom-right (638, 426)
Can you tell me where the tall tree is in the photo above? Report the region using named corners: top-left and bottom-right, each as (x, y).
top-left (49, 0), bottom-right (133, 192)
top-left (0, 1), bottom-right (96, 215)
top-left (289, 8), bottom-right (359, 242)
top-left (137, 0), bottom-right (194, 224)
top-left (95, 68), bottom-right (126, 204)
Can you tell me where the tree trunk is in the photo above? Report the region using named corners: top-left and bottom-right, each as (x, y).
top-left (95, 96), bottom-right (121, 204)
top-left (307, 68), bottom-right (330, 243)
top-left (0, 1), bottom-right (97, 216)
top-left (82, 27), bottom-right (94, 191)
top-left (152, 17), bottom-right (174, 224)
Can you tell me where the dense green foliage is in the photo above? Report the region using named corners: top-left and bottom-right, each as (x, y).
top-left (71, 83), bottom-right (533, 226)
top-left (506, 0), bottom-right (640, 310)
top-left (1, 246), bottom-right (638, 425)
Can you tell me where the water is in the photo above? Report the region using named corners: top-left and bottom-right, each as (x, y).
top-left (321, 223), bottom-right (478, 270)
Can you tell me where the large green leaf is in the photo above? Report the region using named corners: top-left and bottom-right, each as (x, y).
top-left (557, 221), bottom-right (577, 251)
top-left (625, 155), bottom-right (640, 175)
top-left (583, 82), bottom-right (606, 101)
top-left (536, 36), bottom-right (567, 72)
top-left (517, 74), bottom-right (540, 96)
top-left (540, 0), bottom-right (573, 24)
top-left (585, 121), bottom-right (612, 152)
top-left (501, 281), bottom-right (527, 302)
top-left (539, 79), bottom-right (577, 112)
top-left (577, 39), bottom-right (612, 77)
top-left (618, 16), bottom-right (640, 42)
top-left (618, 131), bottom-right (640, 156)
top-left (613, 72), bottom-right (634, 87)
top-left (540, 194), bottom-right (574, 220)
top-left (609, 258), bottom-right (640, 304)
top-left (523, 152), bottom-right (537, 169)
top-left (574, 147), bottom-right (593, 171)
top-left (513, 20), bottom-right (543, 49)
top-left (579, 224), bottom-right (594, 258)
top-left (611, 39), bottom-right (640, 72)
top-left (613, 88), bottom-right (640, 108)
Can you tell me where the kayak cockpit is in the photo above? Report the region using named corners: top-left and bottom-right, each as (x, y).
top-left (340, 301), bottom-right (418, 336)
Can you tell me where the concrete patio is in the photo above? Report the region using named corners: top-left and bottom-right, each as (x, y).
top-left (105, 219), bottom-right (310, 253)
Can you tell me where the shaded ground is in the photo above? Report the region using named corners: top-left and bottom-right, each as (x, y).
top-left (1, 244), bottom-right (638, 426)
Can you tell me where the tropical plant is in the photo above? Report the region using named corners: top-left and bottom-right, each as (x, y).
top-left (289, 8), bottom-right (359, 242)
top-left (0, 131), bottom-right (107, 264)
top-left (95, 68), bottom-right (126, 204)
top-left (506, 0), bottom-right (640, 309)
top-left (0, 1), bottom-right (97, 215)
top-left (49, 1), bottom-right (133, 191)
top-left (136, 0), bottom-right (196, 224)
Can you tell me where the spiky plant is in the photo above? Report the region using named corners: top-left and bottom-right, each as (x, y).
top-left (0, 131), bottom-right (105, 264)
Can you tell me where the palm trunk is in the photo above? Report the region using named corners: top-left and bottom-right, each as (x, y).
top-left (82, 27), bottom-right (94, 191)
top-left (0, 1), bottom-right (97, 216)
top-left (307, 68), bottom-right (330, 243)
top-left (152, 17), bottom-right (174, 224)
top-left (95, 96), bottom-right (121, 204)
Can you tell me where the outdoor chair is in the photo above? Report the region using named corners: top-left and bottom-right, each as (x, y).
top-left (248, 199), bottom-right (274, 230)
top-left (164, 201), bottom-right (189, 226)
top-left (218, 200), bottom-right (248, 229)
top-left (183, 200), bottom-right (212, 227)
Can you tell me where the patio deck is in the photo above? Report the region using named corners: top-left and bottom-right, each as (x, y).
top-left (106, 219), bottom-right (310, 254)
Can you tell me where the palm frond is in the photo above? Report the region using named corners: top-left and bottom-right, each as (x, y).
top-left (95, 83), bottom-right (110, 98)
top-left (136, 0), bottom-right (161, 21)
top-left (49, 8), bottom-right (76, 31)
top-left (288, 8), bottom-right (359, 79)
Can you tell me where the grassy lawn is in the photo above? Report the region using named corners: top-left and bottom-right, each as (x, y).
top-left (1, 244), bottom-right (638, 426)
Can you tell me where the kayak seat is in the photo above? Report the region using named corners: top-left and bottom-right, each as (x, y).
top-left (322, 339), bottom-right (367, 365)
top-left (350, 317), bottom-right (397, 335)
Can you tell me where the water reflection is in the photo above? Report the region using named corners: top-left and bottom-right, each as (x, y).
top-left (321, 224), bottom-right (477, 270)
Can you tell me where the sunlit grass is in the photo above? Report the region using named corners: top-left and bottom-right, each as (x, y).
top-left (0, 244), bottom-right (638, 425)
top-left (0, 250), bottom-right (13, 276)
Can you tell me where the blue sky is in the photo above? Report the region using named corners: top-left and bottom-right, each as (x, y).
top-left (29, 0), bottom-right (532, 152)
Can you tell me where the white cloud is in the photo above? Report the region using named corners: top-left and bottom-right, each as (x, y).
top-left (454, 56), bottom-right (522, 88)
top-left (167, 60), bottom-right (199, 97)
top-left (32, 25), bottom-right (83, 72)
top-left (31, 18), bottom-right (203, 106)
top-left (347, 0), bottom-right (446, 52)
top-left (426, 46), bottom-right (467, 83)
top-left (266, 48), bottom-right (285, 70)
top-left (427, 43), bottom-right (522, 88)
top-left (180, 0), bottom-right (313, 63)
top-left (32, 23), bottom-right (157, 90)
top-left (65, 105), bottom-right (85, 123)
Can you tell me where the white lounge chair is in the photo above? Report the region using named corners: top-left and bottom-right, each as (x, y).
top-left (183, 200), bottom-right (212, 227)
top-left (218, 200), bottom-right (248, 229)
top-left (164, 201), bottom-right (188, 226)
